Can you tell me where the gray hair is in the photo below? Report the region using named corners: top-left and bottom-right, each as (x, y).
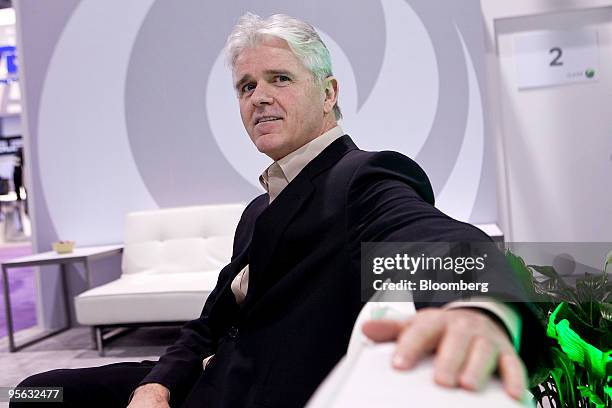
top-left (225, 12), bottom-right (342, 120)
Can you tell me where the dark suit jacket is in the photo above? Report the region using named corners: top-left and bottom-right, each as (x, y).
top-left (141, 136), bottom-right (545, 407)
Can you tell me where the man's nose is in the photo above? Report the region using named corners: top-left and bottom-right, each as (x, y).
top-left (251, 84), bottom-right (274, 106)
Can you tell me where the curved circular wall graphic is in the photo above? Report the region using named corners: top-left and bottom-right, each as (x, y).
top-left (208, 0), bottom-right (442, 192)
top-left (37, 0), bottom-right (158, 244)
top-left (36, 0), bottom-right (487, 245)
top-left (434, 25), bottom-right (484, 220)
top-left (124, 0), bottom-right (386, 207)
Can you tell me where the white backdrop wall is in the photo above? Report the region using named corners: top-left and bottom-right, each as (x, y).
top-left (17, 0), bottom-right (497, 328)
top-left (481, 0), bottom-right (612, 242)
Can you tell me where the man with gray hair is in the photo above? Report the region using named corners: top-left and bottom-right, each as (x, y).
top-left (13, 12), bottom-right (544, 408)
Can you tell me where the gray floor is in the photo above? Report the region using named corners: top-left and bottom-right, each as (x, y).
top-left (0, 326), bottom-right (179, 406)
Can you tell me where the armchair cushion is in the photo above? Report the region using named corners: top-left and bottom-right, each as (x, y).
top-left (75, 204), bottom-right (245, 326)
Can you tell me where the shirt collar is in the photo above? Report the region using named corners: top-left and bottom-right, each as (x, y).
top-left (259, 125), bottom-right (344, 191)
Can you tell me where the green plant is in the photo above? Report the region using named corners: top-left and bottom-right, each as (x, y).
top-left (506, 249), bottom-right (612, 407)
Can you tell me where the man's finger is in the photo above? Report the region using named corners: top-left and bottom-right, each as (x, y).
top-left (392, 316), bottom-right (444, 370)
top-left (432, 327), bottom-right (473, 387)
top-left (499, 352), bottom-right (527, 400)
top-left (458, 337), bottom-right (498, 391)
top-left (361, 319), bottom-right (406, 342)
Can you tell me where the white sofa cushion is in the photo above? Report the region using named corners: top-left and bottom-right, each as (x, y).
top-left (122, 236), bottom-right (233, 275)
top-left (75, 272), bottom-right (220, 325)
top-left (75, 204), bottom-right (245, 326)
top-left (122, 205), bottom-right (244, 275)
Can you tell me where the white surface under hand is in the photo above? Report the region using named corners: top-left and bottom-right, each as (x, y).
top-left (307, 343), bottom-right (531, 408)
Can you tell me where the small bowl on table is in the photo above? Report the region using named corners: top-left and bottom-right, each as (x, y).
top-left (52, 241), bottom-right (75, 254)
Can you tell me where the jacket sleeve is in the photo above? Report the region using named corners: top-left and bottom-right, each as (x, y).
top-left (345, 151), bottom-right (548, 376)
top-left (136, 196), bottom-right (263, 401)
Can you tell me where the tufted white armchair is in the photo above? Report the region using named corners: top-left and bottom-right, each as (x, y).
top-left (74, 204), bottom-right (245, 355)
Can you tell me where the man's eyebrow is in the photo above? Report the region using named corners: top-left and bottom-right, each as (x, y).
top-left (234, 70), bottom-right (294, 90)
top-left (264, 69), bottom-right (293, 77)
top-left (234, 74), bottom-right (252, 91)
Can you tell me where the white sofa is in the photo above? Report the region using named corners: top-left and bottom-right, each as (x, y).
top-left (74, 204), bottom-right (245, 354)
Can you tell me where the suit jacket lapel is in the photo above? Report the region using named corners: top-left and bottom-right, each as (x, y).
top-left (245, 176), bottom-right (314, 306)
top-left (244, 135), bottom-right (357, 308)
top-left (207, 196), bottom-right (268, 317)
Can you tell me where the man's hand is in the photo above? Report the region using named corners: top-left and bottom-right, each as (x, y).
top-left (127, 383), bottom-right (170, 408)
top-left (362, 308), bottom-right (527, 400)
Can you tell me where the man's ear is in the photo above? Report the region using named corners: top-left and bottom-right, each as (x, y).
top-left (322, 76), bottom-right (339, 115)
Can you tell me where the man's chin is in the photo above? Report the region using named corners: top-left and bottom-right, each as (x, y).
top-left (254, 134), bottom-right (286, 159)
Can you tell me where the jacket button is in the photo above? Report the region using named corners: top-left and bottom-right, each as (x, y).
top-left (228, 326), bottom-right (239, 338)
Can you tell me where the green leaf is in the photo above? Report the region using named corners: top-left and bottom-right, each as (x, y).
top-left (605, 350), bottom-right (612, 378)
top-left (530, 265), bottom-right (562, 280)
top-left (604, 383), bottom-right (612, 403)
top-left (551, 348), bottom-right (576, 403)
top-left (604, 250), bottom-right (612, 272)
top-left (548, 368), bottom-right (566, 407)
top-left (601, 303), bottom-right (612, 321)
top-left (576, 276), bottom-right (607, 303)
top-left (553, 319), bottom-right (610, 379)
top-left (529, 365), bottom-right (553, 389)
top-left (552, 302), bottom-right (604, 346)
top-left (547, 303), bottom-right (564, 339)
top-left (577, 385), bottom-right (605, 407)
top-left (548, 287), bottom-right (579, 304)
top-left (505, 251), bottom-right (536, 295)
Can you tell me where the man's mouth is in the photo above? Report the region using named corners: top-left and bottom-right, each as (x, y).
top-left (255, 116), bottom-right (282, 125)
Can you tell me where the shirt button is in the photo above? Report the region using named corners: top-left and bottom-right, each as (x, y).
top-left (228, 326), bottom-right (239, 338)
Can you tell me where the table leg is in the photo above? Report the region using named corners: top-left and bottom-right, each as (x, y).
top-left (91, 326), bottom-right (97, 350)
top-left (82, 259), bottom-right (95, 348)
top-left (83, 259), bottom-right (92, 289)
top-left (95, 327), bottom-right (104, 357)
top-left (2, 264), bottom-right (16, 352)
top-left (60, 264), bottom-right (71, 327)
top-left (2, 264), bottom-right (72, 352)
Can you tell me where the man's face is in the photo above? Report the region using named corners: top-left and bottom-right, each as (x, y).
top-left (233, 36), bottom-right (337, 160)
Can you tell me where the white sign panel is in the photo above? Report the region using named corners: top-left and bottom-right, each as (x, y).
top-left (513, 29), bottom-right (599, 90)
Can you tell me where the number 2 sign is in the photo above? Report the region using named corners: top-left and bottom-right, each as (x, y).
top-left (513, 28), bottom-right (599, 90)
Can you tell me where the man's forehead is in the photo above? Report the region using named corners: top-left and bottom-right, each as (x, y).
top-left (254, 35), bottom-right (290, 49)
top-left (232, 37), bottom-right (300, 76)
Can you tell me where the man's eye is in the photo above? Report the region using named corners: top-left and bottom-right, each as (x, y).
top-left (241, 83), bottom-right (256, 94)
top-left (274, 75), bottom-right (291, 84)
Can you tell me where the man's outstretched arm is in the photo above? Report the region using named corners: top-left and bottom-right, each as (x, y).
top-left (346, 151), bottom-right (546, 400)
